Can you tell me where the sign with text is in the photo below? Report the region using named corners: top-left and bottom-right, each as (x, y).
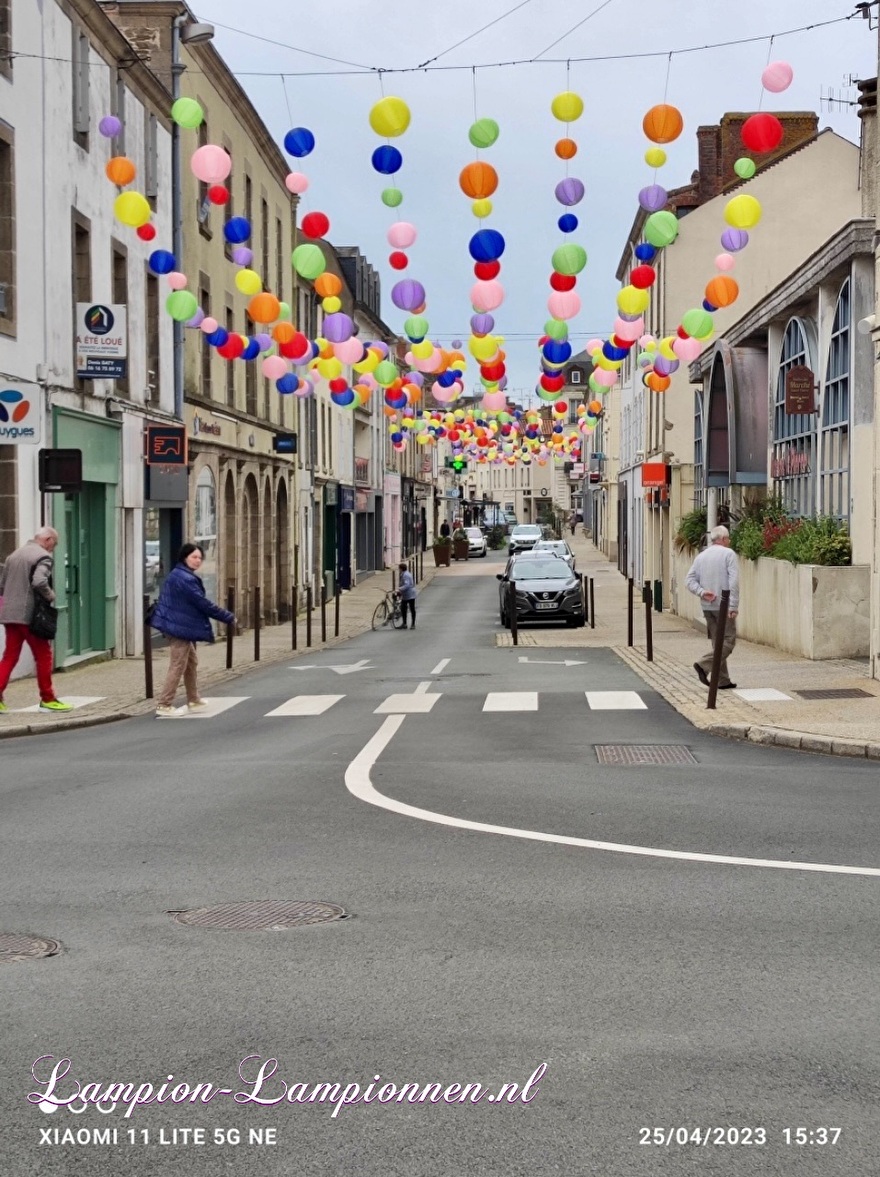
top-left (784, 365), bottom-right (815, 415)
top-left (146, 425), bottom-right (187, 466)
top-left (0, 384), bottom-right (41, 444)
top-left (641, 461), bottom-right (670, 488)
top-left (76, 303), bottom-right (127, 379)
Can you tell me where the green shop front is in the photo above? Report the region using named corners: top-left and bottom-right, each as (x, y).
top-left (52, 408), bottom-right (119, 665)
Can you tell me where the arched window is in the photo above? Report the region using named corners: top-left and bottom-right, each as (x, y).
top-left (820, 280), bottom-right (850, 521)
top-left (772, 317), bottom-right (816, 516)
top-left (194, 466), bottom-right (218, 601)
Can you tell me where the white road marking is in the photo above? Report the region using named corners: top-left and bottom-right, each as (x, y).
top-left (265, 695), bottom-right (344, 717)
top-left (344, 717), bottom-right (880, 877)
top-left (292, 659), bottom-right (372, 675)
top-left (735, 688), bottom-right (793, 702)
top-left (430, 658), bottom-right (451, 675)
top-left (414, 681), bottom-right (432, 695)
top-left (483, 692), bottom-right (538, 711)
top-left (517, 657), bottom-right (586, 666)
top-left (16, 696), bottom-right (104, 713)
top-left (374, 693), bottom-right (441, 714)
top-left (175, 697), bottom-right (249, 719)
top-left (586, 691), bottom-right (647, 710)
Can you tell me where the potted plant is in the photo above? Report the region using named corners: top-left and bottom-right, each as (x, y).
top-left (432, 535), bottom-right (452, 567)
top-left (452, 526), bottom-right (470, 561)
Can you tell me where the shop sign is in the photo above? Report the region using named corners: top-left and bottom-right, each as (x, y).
top-left (340, 486), bottom-right (355, 512)
top-left (784, 366), bottom-right (816, 415)
top-left (146, 425), bottom-right (187, 466)
top-left (0, 384), bottom-right (41, 444)
top-left (325, 483), bottom-right (339, 506)
top-left (192, 414), bottom-right (222, 437)
top-left (771, 446), bottom-right (811, 479)
top-left (76, 303), bottom-right (127, 379)
top-left (641, 461), bottom-right (669, 488)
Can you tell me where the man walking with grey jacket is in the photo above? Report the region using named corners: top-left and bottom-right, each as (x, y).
top-left (686, 525), bottom-right (740, 690)
top-left (0, 527), bottom-right (72, 712)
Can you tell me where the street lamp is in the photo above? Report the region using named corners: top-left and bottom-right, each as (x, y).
top-left (171, 16), bottom-right (214, 420)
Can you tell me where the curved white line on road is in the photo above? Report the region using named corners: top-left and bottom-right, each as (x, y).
top-left (345, 717), bottom-right (880, 878)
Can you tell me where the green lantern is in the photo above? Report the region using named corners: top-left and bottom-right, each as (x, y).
top-left (468, 118), bottom-right (500, 149)
top-left (381, 188), bottom-right (403, 208)
top-left (644, 210), bottom-right (679, 248)
top-left (551, 243), bottom-right (587, 276)
top-left (681, 308), bottom-right (714, 339)
top-left (544, 319), bottom-right (569, 341)
top-left (166, 291), bottom-right (198, 322)
top-left (291, 244), bottom-right (326, 280)
top-left (404, 315), bottom-right (429, 340)
top-left (734, 157), bottom-right (756, 180)
top-left (171, 97), bottom-right (204, 129)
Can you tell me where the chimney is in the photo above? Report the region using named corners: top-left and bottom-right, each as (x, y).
top-left (858, 77), bottom-right (877, 220)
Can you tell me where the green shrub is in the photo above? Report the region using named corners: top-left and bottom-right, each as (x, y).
top-left (674, 507), bottom-right (707, 555)
top-left (730, 518), bottom-right (764, 561)
top-left (730, 505), bottom-right (851, 567)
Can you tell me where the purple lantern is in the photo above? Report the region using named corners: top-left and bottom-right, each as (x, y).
top-left (322, 312), bottom-right (354, 343)
top-left (232, 247), bottom-right (253, 266)
top-left (99, 115), bottom-right (122, 139)
top-left (720, 229), bottom-right (749, 252)
top-left (255, 333), bottom-right (273, 351)
top-left (638, 184), bottom-right (668, 213)
top-left (184, 308), bottom-right (206, 329)
top-left (653, 355), bottom-right (679, 377)
top-left (451, 338), bottom-right (463, 349)
top-left (554, 177), bottom-right (585, 207)
top-left (470, 313), bottom-right (495, 334)
top-left (391, 280), bottom-right (426, 312)
top-left (407, 371), bottom-right (424, 387)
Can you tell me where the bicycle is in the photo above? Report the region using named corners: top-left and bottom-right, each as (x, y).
top-left (372, 589), bottom-right (405, 631)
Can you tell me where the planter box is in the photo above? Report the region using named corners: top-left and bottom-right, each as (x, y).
top-left (671, 551), bottom-right (869, 660)
top-left (452, 540), bottom-right (470, 561)
top-left (433, 546), bottom-right (452, 567)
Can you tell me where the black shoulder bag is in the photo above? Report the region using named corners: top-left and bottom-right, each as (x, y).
top-left (29, 562), bottom-right (58, 641)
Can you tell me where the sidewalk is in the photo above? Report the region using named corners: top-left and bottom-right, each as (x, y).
top-left (3, 538), bottom-right (880, 758)
top-left (496, 531), bottom-right (880, 760)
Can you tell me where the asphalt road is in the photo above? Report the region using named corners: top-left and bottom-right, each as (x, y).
top-left (2, 550), bottom-right (879, 1176)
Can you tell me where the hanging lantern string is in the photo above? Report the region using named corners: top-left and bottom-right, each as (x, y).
top-left (280, 74), bottom-right (294, 125)
top-left (758, 36), bottom-right (776, 111)
top-left (417, 0), bottom-right (538, 69)
top-left (531, 0), bottom-right (619, 61)
top-left (472, 67), bottom-right (479, 125)
top-left (661, 52), bottom-right (673, 104)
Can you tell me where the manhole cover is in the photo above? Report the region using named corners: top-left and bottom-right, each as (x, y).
top-left (0, 933), bottom-right (61, 963)
top-left (795, 688), bottom-right (874, 700)
top-left (595, 745), bottom-right (698, 766)
top-left (170, 901), bottom-right (348, 931)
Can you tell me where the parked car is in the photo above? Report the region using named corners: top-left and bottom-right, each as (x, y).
top-left (497, 557), bottom-right (585, 628)
top-left (508, 523), bottom-right (543, 555)
top-left (534, 538), bottom-right (576, 570)
top-left (500, 550), bottom-right (565, 578)
top-left (465, 526), bottom-right (488, 557)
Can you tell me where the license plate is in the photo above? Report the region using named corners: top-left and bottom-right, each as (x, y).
top-left (535, 602), bottom-right (558, 610)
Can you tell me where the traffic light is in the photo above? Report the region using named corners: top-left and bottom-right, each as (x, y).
top-left (452, 456), bottom-right (466, 472)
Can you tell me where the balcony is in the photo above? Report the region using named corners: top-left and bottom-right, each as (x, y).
top-left (355, 457), bottom-right (370, 485)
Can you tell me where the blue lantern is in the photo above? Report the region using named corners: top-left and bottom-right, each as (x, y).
top-left (371, 145), bottom-right (402, 175)
top-left (634, 242), bottom-right (657, 262)
top-left (206, 327), bottom-right (229, 347)
top-left (276, 373), bottom-right (298, 394)
top-left (468, 229), bottom-right (506, 262)
top-left (557, 214), bottom-right (578, 233)
top-left (284, 127), bottom-right (315, 157)
top-left (223, 217), bottom-right (251, 244)
top-left (148, 249), bottom-right (176, 275)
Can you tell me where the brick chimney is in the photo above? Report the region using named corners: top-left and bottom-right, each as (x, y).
top-left (718, 111), bottom-right (819, 189)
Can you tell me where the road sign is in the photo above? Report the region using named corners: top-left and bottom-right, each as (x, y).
top-left (76, 303), bottom-right (127, 379)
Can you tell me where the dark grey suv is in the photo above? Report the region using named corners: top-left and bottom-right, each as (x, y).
top-left (497, 557), bottom-right (585, 628)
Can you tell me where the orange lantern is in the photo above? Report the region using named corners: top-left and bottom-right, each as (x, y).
top-left (704, 275), bottom-right (739, 308)
top-left (314, 272), bottom-right (342, 298)
top-left (642, 104), bottom-right (684, 145)
top-left (272, 321), bottom-right (296, 344)
top-left (247, 293), bottom-right (281, 324)
top-left (105, 156), bottom-right (137, 186)
top-left (646, 372), bottom-right (671, 392)
top-left (555, 138), bottom-right (577, 160)
top-left (588, 400), bottom-right (603, 415)
top-left (459, 161), bottom-right (499, 200)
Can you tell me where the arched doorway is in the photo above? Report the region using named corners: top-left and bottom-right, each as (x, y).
top-left (224, 471), bottom-right (237, 611)
top-left (241, 473), bottom-right (259, 626)
top-left (263, 474), bottom-right (273, 621)
top-left (276, 478), bottom-right (289, 621)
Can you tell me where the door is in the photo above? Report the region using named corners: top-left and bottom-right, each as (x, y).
top-left (62, 495), bottom-right (81, 657)
top-left (61, 483), bottom-right (106, 657)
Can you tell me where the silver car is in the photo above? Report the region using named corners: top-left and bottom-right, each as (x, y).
top-left (508, 524), bottom-right (543, 556)
top-left (465, 526), bottom-right (488, 557)
top-left (534, 539), bottom-right (576, 570)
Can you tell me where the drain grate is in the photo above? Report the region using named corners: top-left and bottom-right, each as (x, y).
top-left (0, 933), bottom-right (61, 963)
top-left (170, 900), bottom-right (348, 931)
top-left (795, 688), bottom-right (874, 700)
top-left (595, 744), bottom-right (698, 766)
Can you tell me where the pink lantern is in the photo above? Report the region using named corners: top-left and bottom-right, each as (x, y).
top-left (262, 356), bottom-right (289, 381)
top-left (471, 279), bottom-right (505, 312)
top-left (333, 337), bottom-right (365, 364)
top-left (167, 271), bottom-right (188, 291)
top-left (715, 252), bottom-right (735, 272)
top-left (585, 337), bottom-right (603, 354)
top-left (200, 316), bottom-right (219, 334)
top-left (592, 367), bottom-right (617, 387)
top-left (387, 221), bottom-right (417, 249)
top-left (638, 334), bottom-right (656, 348)
top-left (190, 144), bottom-right (232, 185)
top-left (613, 316), bottom-right (644, 341)
top-left (285, 172), bottom-right (309, 194)
top-left (547, 291), bottom-right (581, 321)
top-left (673, 336), bottom-right (703, 363)
top-left (761, 61), bottom-right (793, 93)
top-left (481, 392), bottom-right (506, 411)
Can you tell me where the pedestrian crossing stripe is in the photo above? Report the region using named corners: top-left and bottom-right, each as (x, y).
top-left (585, 690), bottom-right (646, 711)
top-left (266, 695), bottom-right (344, 716)
top-left (483, 692), bottom-right (538, 711)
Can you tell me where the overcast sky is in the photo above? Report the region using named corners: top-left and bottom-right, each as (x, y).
top-left (194, 0), bottom-right (876, 405)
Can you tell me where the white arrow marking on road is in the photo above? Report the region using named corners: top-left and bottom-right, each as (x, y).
top-left (292, 659), bottom-right (372, 676)
top-left (517, 657), bottom-right (586, 666)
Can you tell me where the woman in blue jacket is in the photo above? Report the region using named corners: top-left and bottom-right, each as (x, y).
top-left (152, 543), bottom-right (236, 717)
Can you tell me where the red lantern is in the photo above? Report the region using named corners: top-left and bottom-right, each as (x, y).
top-left (540, 373), bottom-right (565, 392)
top-left (136, 223), bottom-right (157, 242)
top-left (740, 112), bottom-right (783, 154)
top-left (389, 251), bottom-right (408, 270)
top-left (218, 335), bottom-right (245, 360)
top-left (677, 325), bottom-right (689, 339)
top-left (554, 400), bottom-right (567, 413)
top-left (480, 362), bottom-right (506, 382)
top-left (474, 260), bottom-right (501, 280)
top-left (301, 211), bottom-right (330, 239)
top-left (329, 378), bottom-right (348, 393)
top-left (550, 272), bottom-right (577, 292)
top-left (208, 185), bottom-right (230, 205)
top-left (630, 264), bottom-right (656, 289)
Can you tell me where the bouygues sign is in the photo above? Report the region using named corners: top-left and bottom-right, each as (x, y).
top-left (0, 385), bottom-right (41, 444)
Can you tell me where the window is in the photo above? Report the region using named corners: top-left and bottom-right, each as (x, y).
top-left (225, 305), bottom-right (235, 407)
top-left (0, 0), bottom-right (11, 80)
top-left (693, 390), bottom-right (704, 507)
top-left (111, 244), bottom-right (129, 396)
top-left (72, 214), bottom-right (91, 390)
top-left (199, 275), bottom-right (211, 398)
top-left (570, 369), bottom-right (581, 384)
top-left (144, 112), bottom-right (158, 204)
top-left (145, 269), bottom-right (159, 405)
top-left (261, 198), bottom-right (269, 286)
top-left (275, 214), bottom-right (283, 300)
top-left (0, 125), bottom-right (14, 335)
top-left (72, 28), bottom-right (89, 148)
top-left (196, 120), bottom-right (211, 237)
top-left (245, 355), bottom-right (257, 416)
top-left (820, 279), bottom-right (851, 521)
top-left (772, 317), bottom-right (816, 517)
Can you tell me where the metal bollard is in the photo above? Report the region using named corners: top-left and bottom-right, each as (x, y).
top-left (627, 578), bottom-right (634, 647)
top-left (508, 580), bottom-right (519, 647)
top-left (143, 594), bottom-right (154, 700)
top-left (391, 569), bottom-right (396, 594)
top-left (320, 584), bottom-right (327, 643)
top-left (254, 586), bottom-right (261, 662)
top-left (706, 589), bottom-right (731, 711)
top-left (589, 577), bottom-right (595, 631)
top-left (226, 587), bottom-right (235, 669)
top-left (306, 585), bottom-right (313, 648)
top-left (292, 583), bottom-right (298, 650)
top-left (579, 574), bottom-right (587, 625)
top-left (643, 580), bottom-right (653, 662)
top-left (334, 585), bottom-right (341, 638)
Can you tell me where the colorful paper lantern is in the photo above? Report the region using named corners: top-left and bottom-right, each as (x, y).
top-left (369, 96), bottom-right (411, 138)
top-left (551, 244), bottom-right (587, 276)
top-left (283, 127), bottom-right (316, 157)
top-left (551, 91), bottom-right (584, 122)
top-left (554, 177), bottom-right (585, 206)
top-left (301, 211), bottom-right (330, 239)
top-left (469, 118), bottom-right (500, 148)
top-left (105, 156), bottom-right (136, 186)
top-left (248, 293), bottom-right (281, 324)
top-left (292, 243), bottom-right (326, 280)
top-left (643, 210), bottom-right (679, 248)
top-left (704, 275), bottom-right (739, 308)
top-left (555, 138), bottom-right (577, 160)
top-left (762, 61), bottom-right (794, 93)
top-left (642, 104), bottom-right (684, 144)
top-left (171, 97), bottom-right (204, 129)
top-left (741, 113), bottom-right (784, 154)
top-left (459, 161), bottom-right (498, 199)
top-left (113, 191), bottom-right (151, 228)
top-left (724, 194), bottom-right (762, 230)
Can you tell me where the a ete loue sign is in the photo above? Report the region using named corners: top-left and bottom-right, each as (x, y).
top-left (76, 303), bottom-right (127, 379)
top-left (0, 384), bottom-right (42, 444)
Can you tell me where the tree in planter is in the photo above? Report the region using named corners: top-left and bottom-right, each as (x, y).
top-left (674, 507), bottom-right (708, 556)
